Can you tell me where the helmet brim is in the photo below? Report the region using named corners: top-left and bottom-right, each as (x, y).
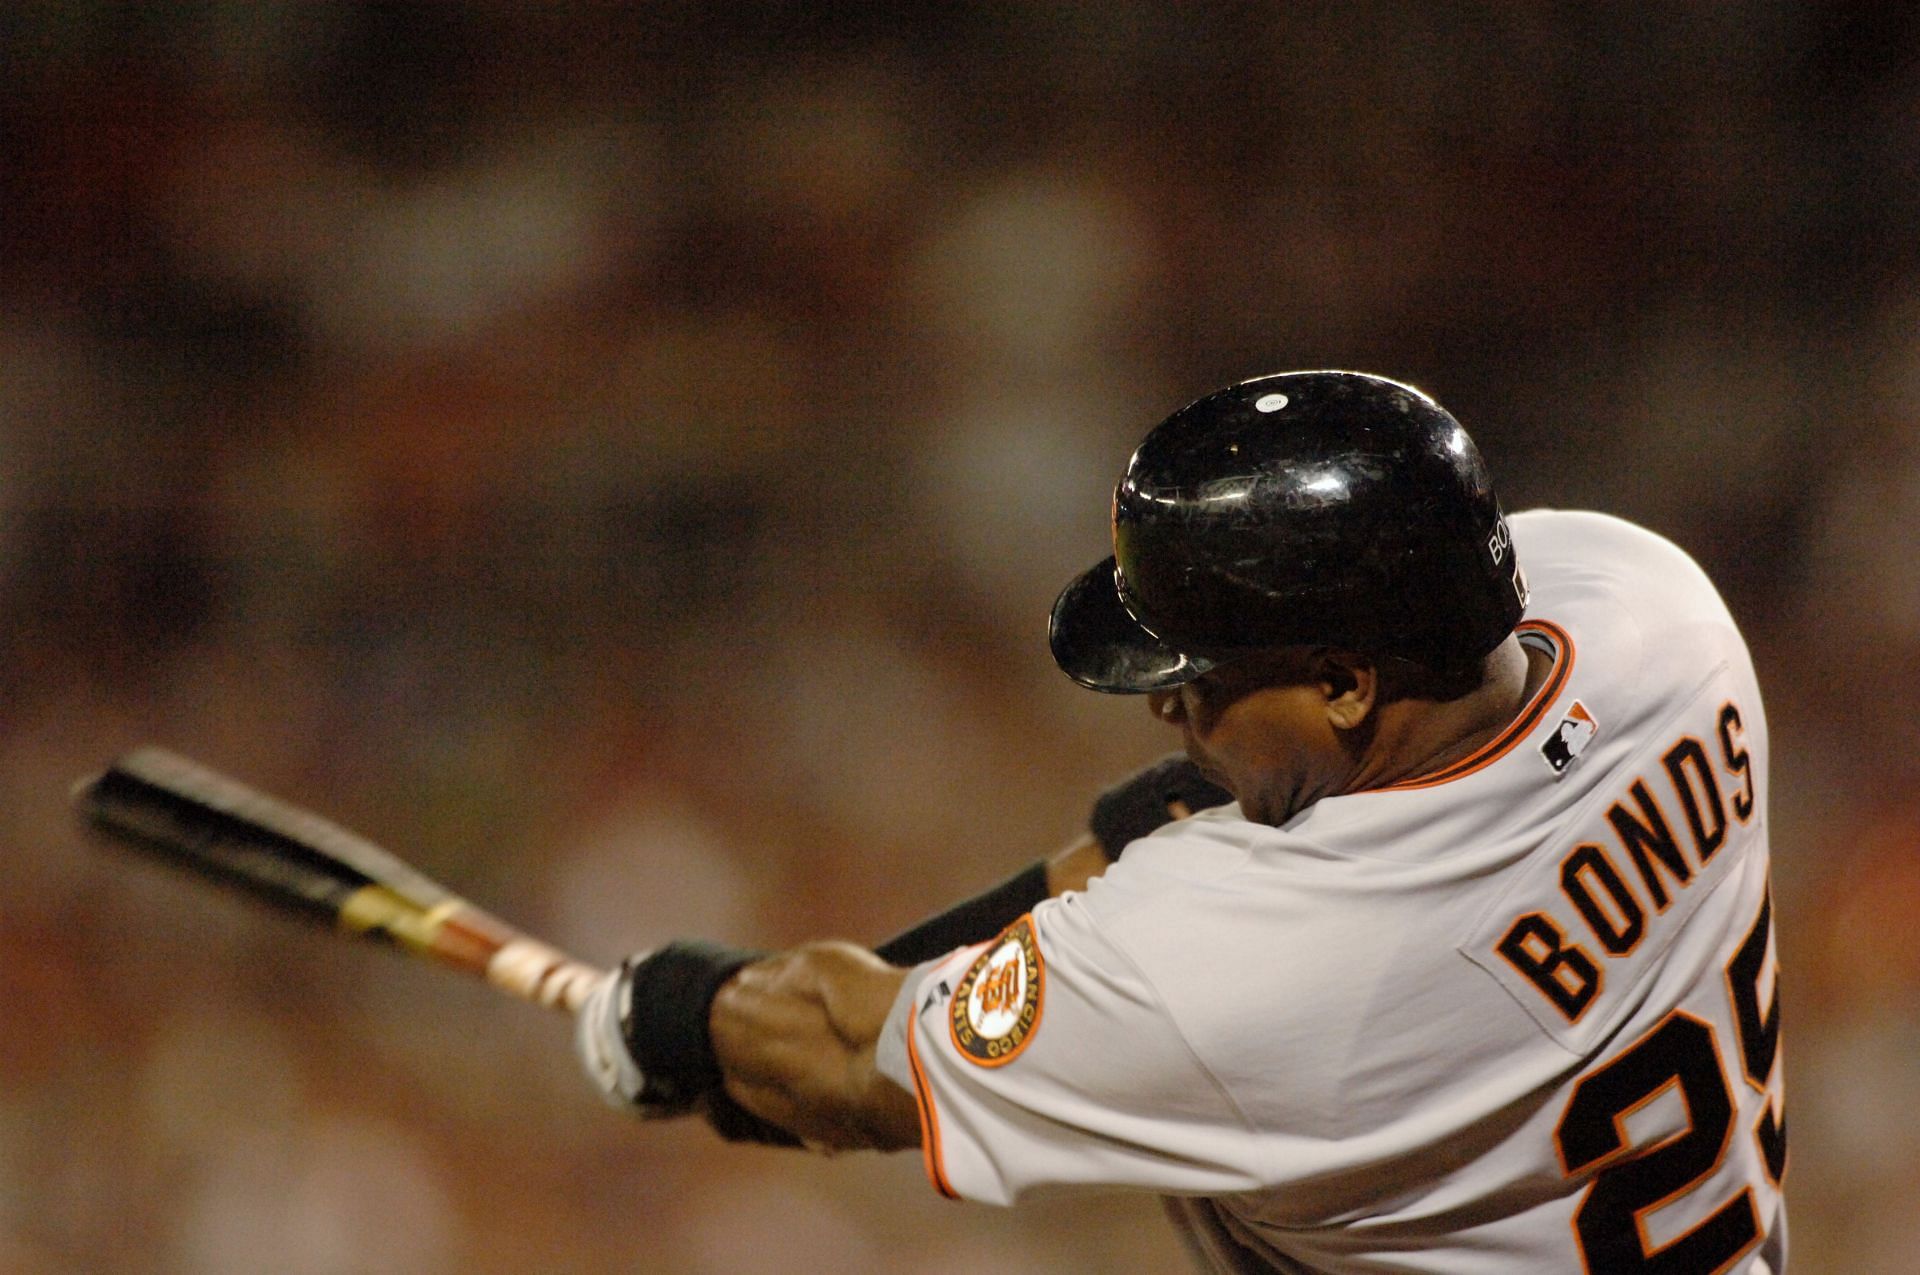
top-left (1048, 556), bottom-right (1218, 693)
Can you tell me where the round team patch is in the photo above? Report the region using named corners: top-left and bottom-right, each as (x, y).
top-left (949, 915), bottom-right (1044, 1067)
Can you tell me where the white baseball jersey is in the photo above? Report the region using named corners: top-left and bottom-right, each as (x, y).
top-left (876, 509), bottom-right (1787, 1274)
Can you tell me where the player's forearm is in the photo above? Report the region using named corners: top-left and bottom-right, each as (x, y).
top-left (578, 758), bottom-right (1230, 1143)
top-left (709, 942), bottom-right (920, 1151)
top-left (577, 939), bottom-right (920, 1151)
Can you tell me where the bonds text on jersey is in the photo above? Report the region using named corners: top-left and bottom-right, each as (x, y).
top-left (1496, 701), bottom-right (1757, 1023)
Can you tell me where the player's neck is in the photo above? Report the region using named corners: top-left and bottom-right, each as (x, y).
top-left (1348, 635), bottom-right (1541, 792)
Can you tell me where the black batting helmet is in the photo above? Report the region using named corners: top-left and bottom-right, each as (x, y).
top-left (1048, 370), bottom-right (1527, 693)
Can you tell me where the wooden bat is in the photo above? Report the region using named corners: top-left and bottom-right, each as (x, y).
top-left (73, 745), bottom-right (604, 1014)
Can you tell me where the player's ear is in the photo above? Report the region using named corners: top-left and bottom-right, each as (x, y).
top-left (1314, 651), bottom-right (1378, 732)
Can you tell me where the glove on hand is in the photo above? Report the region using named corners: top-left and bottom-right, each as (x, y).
top-left (576, 943), bottom-right (807, 1147)
top-left (574, 940), bottom-right (765, 1114)
top-left (576, 963), bottom-right (656, 1111)
top-left (1088, 753), bottom-right (1231, 860)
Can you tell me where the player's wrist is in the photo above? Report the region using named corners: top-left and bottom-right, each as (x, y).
top-left (575, 940), bottom-right (768, 1114)
top-left (701, 1089), bottom-right (806, 1147)
top-left (625, 940), bottom-right (767, 1105)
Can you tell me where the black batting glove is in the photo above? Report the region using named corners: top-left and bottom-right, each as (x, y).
top-left (628, 942), bottom-right (806, 1147)
top-left (1089, 753), bottom-right (1231, 860)
top-left (578, 941), bottom-right (784, 1118)
top-left (619, 940), bottom-right (765, 1107)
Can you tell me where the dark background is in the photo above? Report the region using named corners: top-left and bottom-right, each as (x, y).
top-left (1, 3), bottom-right (1914, 1270)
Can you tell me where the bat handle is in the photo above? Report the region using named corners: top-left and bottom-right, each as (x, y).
top-left (485, 938), bottom-right (606, 1014)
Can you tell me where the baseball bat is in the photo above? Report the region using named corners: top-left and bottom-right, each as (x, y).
top-left (73, 745), bottom-right (604, 1014)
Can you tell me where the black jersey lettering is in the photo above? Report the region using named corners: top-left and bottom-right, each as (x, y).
top-left (1492, 706), bottom-right (1763, 1024)
top-left (1561, 843), bottom-right (1646, 956)
top-left (1609, 780), bottom-right (1691, 910)
top-left (1497, 912), bottom-right (1602, 1022)
top-left (1717, 703), bottom-right (1755, 824)
top-left (1662, 738), bottom-right (1727, 865)
top-left (1555, 1012), bottom-right (1761, 1273)
top-left (1726, 888), bottom-right (1788, 1184)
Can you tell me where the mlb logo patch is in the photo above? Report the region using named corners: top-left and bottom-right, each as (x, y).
top-left (1540, 700), bottom-right (1598, 774)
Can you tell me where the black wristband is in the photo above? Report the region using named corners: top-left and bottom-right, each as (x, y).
top-left (623, 940), bottom-right (766, 1109)
top-left (873, 859), bottom-right (1051, 966)
top-left (1089, 753), bottom-right (1232, 861)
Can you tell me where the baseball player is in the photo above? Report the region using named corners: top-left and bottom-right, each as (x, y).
top-left (576, 371), bottom-right (1788, 1273)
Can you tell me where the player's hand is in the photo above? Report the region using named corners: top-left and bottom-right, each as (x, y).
top-left (574, 950), bottom-right (831, 1148)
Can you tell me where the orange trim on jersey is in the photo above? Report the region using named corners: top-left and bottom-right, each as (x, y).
top-left (1376, 618), bottom-right (1575, 792)
top-left (904, 999), bottom-right (960, 1200)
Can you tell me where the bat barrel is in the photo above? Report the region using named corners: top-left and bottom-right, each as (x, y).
top-left (77, 746), bottom-right (606, 1015)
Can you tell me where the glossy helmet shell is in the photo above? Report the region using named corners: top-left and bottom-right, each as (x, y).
top-left (1048, 371), bottom-right (1527, 693)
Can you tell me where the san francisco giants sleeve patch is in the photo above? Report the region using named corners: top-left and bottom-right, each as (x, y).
top-left (949, 914), bottom-right (1044, 1067)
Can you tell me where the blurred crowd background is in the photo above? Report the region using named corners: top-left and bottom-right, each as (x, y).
top-left (2, 2), bottom-right (1916, 1271)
